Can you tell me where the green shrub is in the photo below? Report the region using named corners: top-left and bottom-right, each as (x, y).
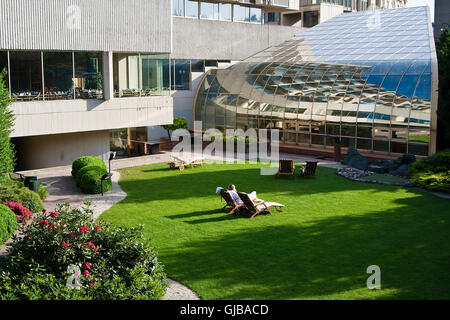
top-left (79, 167), bottom-right (111, 194)
top-left (72, 156), bottom-right (106, 178)
top-left (408, 150), bottom-right (450, 193)
top-left (76, 165), bottom-right (106, 186)
top-left (38, 183), bottom-right (49, 200)
top-left (0, 204), bottom-right (167, 300)
top-left (0, 204), bottom-right (18, 245)
top-left (0, 69), bottom-right (15, 184)
top-left (0, 179), bottom-right (44, 213)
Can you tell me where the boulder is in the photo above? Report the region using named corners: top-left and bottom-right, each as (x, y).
top-left (397, 154), bottom-right (416, 165)
top-left (381, 160), bottom-right (399, 172)
top-left (391, 164), bottom-right (410, 177)
top-left (368, 164), bottom-right (387, 174)
top-left (343, 147), bottom-right (369, 171)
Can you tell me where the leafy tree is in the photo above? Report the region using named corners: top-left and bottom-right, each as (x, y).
top-left (436, 27), bottom-right (450, 151)
top-left (161, 116), bottom-right (188, 139)
top-left (0, 69), bottom-right (15, 184)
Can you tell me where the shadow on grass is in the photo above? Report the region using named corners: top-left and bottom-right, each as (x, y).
top-left (162, 195), bottom-right (450, 300)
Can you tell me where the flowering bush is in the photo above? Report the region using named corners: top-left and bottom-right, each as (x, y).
top-left (2, 201), bottom-right (33, 223)
top-left (0, 203), bottom-right (167, 300)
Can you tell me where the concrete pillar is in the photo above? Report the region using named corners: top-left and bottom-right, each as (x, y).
top-left (102, 51), bottom-right (114, 100)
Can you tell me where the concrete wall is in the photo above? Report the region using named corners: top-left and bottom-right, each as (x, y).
top-left (13, 130), bottom-right (110, 170)
top-left (0, 0), bottom-right (171, 53)
top-left (435, 0), bottom-right (450, 39)
top-left (11, 96), bottom-right (173, 138)
top-left (172, 18), bottom-right (304, 60)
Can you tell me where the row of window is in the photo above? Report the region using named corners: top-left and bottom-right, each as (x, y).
top-left (173, 0), bottom-right (263, 24)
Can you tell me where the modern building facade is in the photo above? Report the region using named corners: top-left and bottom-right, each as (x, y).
top-left (194, 7), bottom-right (438, 157)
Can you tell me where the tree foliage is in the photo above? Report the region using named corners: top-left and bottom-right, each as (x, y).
top-left (0, 69), bottom-right (15, 184)
top-left (161, 116), bottom-right (188, 139)
top-left (436, 27), bottom-right (450, 151)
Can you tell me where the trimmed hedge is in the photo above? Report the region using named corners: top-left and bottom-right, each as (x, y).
top-left (75, 165), bottom-right (106, 186)
top-left (72, 156), bottom-right (106, 178)
top-left (79, 167), bottom-right (111, 194)
top-left (0, 203), bottom-right (18, 245)
top-left (408, 150), bottom-right (450, 194)
top-left (0, 179), bottom-right (44, 213)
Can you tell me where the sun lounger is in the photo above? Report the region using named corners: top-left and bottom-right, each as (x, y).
top-left (238, 192), bottom-right (283, 219)
top-left (169, 154), bottom-right (205, 170)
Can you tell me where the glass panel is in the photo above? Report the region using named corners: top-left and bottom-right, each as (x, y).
top-left (10, 51), bottom-right (43, 101)
top-left (219, 3), bottom-right (232, 21)
top-left (173, 0), bottom-right (185, 16)
top-left (200, 2), bottom-right (218, 20)
top-left (311, 134), bottom-right (325, 146)
top-left (191, 60), bottom-right (204, 72)
top-left (250, 7), bottom-right (262, 24)
top-left (113, 53), bottom-right (140, 97)
top-left (141, 54), bottom-right (170, 96)
top-left (43, 52), bottom-right (74, 100)
top-left (110, 128), bottom-right (128, 157)
top-left (234, 5), bottom-right (250, 22)
top-left (74, 52), bottom-right (103, 99)
top-left (185, 0), bottom-right (199, 18)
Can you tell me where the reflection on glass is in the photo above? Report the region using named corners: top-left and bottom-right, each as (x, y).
top-left (191, 60), bottom-right (204, 72)
top-left (113, 53), bottom-right (140, 97)
top-left (173, 60), bottom-right (190, 90)
top-left (43, 52), bottom-right (74, 100)
top-left (173, 0), bottom-right (185, 16)
top-left (74, 52), bottom-right (103, 99)
top-left (219, 3), bottom-right (232, 21)
top-left (200, 2), bottom-right (218, 20)
top-left (10, 51), bottom-right (43, 101)
top-left (185, 0), bottom-right (198, 18)
top-left (250, 8), bottom-right (262, 24)
top-left (141, 54), bottom-right (170, 95)
top-left (234, 5), bottom-right (250, 22)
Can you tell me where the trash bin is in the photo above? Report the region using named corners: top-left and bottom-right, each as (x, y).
top-left (24, 176), bottom-right (39, 193)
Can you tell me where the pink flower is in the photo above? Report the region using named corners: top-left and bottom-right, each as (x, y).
top-left (48, 224), bottom-right (54, 229)
top-left (89, 284), bottom-right (94, 288)
top-left (84, 262), bottom-right (91, 269)
top-left (94, 225), bottom-right (101, 231)
top-left (61, 241), bottom-right (69, 247)
top-left (50, 211), bottom-right (58, 218)
top-left (80, 225), bottom-right (89, 233)
top-left (93, 248), bottom-right (99, 253)
top-left (84, 241), bottom-right (95, 249)
top-left (39, 220), bottom-right (49, 226)
top-left (83, 270), bottom-right (90, 277)
top-left (68, 232), bottom-right (74, 237)
top-left (93, 278), bottom-right (98, 283)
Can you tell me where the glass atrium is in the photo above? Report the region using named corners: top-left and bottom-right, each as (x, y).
top-left (193, 7), bottom-right (437, 156)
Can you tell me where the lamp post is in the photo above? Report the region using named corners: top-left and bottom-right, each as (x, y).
top-left (108, 151), bottom-right (116, 173)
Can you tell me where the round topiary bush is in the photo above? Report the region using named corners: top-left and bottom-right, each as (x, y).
top-left (76, 165), bottom-right (107, 186)
top-left (72, 156), bottom-right (106, 178)
top-left (79, 167), bottom-right (111, 194)
top-left (16, 187), bottom-right (44, 213)
top-left (0, 203), bottom-right (18, 245)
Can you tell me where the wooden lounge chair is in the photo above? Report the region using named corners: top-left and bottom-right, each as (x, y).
top-left (220, 189), bottom-right (244, 214)
top-left (238, 192), bottom-right (274, 219)
top-left (169, 154), bottom-right (204, 171)
top-left (300, 161), bottom-right (318, 178)
top-left (276, 159), bottom-right (295, 177)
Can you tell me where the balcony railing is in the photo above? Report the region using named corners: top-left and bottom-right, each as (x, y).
top-left (262, 0), bottom-right (290, 7)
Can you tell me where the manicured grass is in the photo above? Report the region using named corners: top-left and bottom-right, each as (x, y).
top-left (100, 162), bottom-right (450, 300)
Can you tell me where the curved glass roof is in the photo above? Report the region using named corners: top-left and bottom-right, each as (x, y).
top-left (194, 7), bottom-right (436, 156)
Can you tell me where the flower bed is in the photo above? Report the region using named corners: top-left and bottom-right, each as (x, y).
top-left (0, 203), bottom-right (167, 300)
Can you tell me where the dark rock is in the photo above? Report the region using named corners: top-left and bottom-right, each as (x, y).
top-left (391, 164), bottom-right (410, 177)
top-left (368, 164), bottom-right (387, 173)
top-left (382, 160), bottom-right (399, 172)
top-left (373, 160), bottom-right (384, 166)
top-left (343, 147), bottom-right (369, 171)
top-left (397, 154), bottom-right (416, 165)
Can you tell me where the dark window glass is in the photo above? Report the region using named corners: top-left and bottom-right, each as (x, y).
top-left (43, 52), bottom-right (74, 100)
top-left (141, 54), bottom-right (170, 95)
top-left (303, 11), bottom-right (319, 28)
top-left (174, 60), bottom-right (190, 90)
top-left (10, 51), bottom-right (43, 101)
top-left (191, 60), bottom-right (205, 72)
top-left (205, 60), bottom-right (218, 67)
top-left (74, 52), bottom-right (103, 99)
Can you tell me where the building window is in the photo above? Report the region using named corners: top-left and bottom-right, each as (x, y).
top-left (9, 51), bottom-right (43, 101)
top-left (200, 2), bottom-right (219, 20)
top-left (264, 12), bottom-right (280, 24)
top-left (173, 0), bottom-right (185, 16)
top-left (185, 0), bottom-right (199, 18)
top-left (74, 52), bottom-right (103, 99)
top-left (303, 11), bottom-right (319, 27)
top-left (219, 3), bottom-right (232, 21)
top-left (191, 60), bottom-right (205, 72)
top-left (171, 60), bottom-right (191, 91)
top-left (43, 52), bottom-right (74, 100)
top-left (250, 7), bottom-right (262, 23)
top-left (141, 54), bottom-right (170, 95)
top-left (234, 5), bottom-right (250, 22)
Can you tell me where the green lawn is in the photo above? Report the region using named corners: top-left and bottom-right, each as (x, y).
top-left (100, 162), bottom-right (450, 300)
